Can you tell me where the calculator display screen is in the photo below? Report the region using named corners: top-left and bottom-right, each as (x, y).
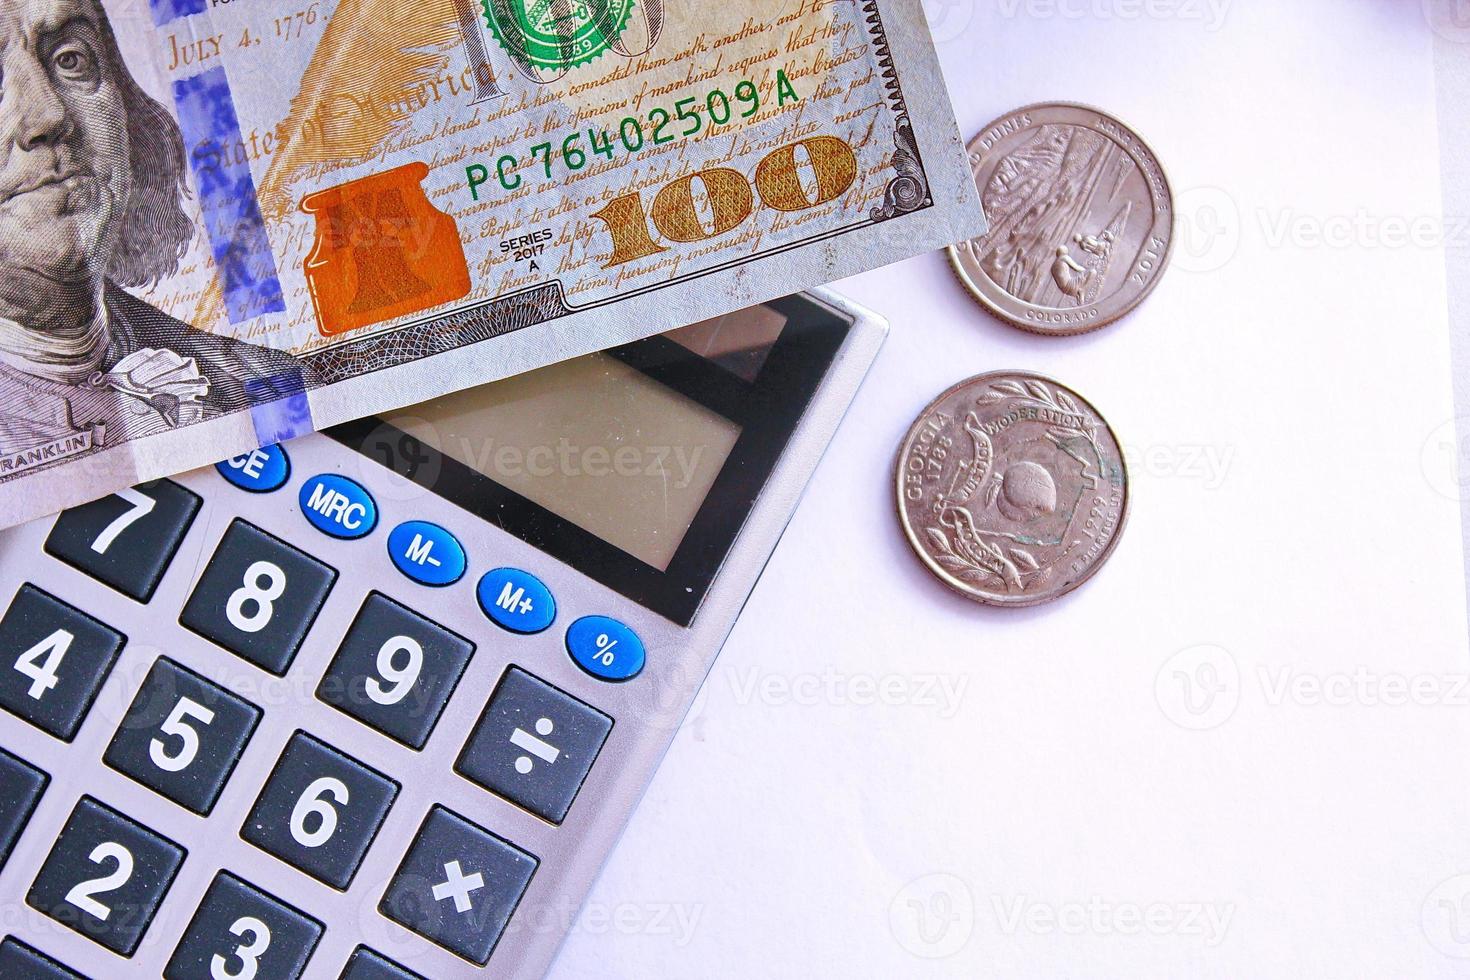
top-left (383, 355), bottom-right (742, 571)
top-left (331, 294), bottom-right (849, 625)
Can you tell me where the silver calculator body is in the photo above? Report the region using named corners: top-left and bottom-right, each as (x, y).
top-left (0, 290), bottom-right (884, 979)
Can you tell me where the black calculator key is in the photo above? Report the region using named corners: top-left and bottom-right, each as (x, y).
top-left (0, 937), bottom-right (86, 979)
top-left (0, 747), bottom-right (48, 869)
top-left (456, 667), bottom-right (612, 825)
top-left (340, 946), bottom-right (428, 980)
top-left (241, 732), bottom-right (398, 889)
top-left (379, 806), bottom-right (536, 965)
top-left (164, 871), bottom-right (323, 980)
top-left (317, 594), bottom-right (475, 749)
top-left (26, 796), bottom-right (186, 956)
top-left (0, 585), bottom-right (126, 741)
top-left (103, 658), bottom-right (263, 815)
top-left (44, 480), bottom-right (201, 602)
top-left (180, 520), bottom-right (336, 675)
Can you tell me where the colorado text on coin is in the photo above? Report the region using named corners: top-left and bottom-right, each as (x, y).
top-left (949, 103), bottom-right (1174, 335)
top-left (896, 372), bottom-right (1129, 606)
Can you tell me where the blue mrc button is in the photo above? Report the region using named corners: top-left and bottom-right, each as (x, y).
top-left (477, 568), bottom-right (555, 634)
top-left (216, 444), bottom-right (290, 492)
top-left (388, 521), bottom-right (465, 586)
top-left (566, 616), bottom-right (645, 682)
top-left (299, 474), bottom-right (377, 539)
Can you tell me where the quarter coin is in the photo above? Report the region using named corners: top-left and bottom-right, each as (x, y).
top-left (896, 371), bottom-right (1129, 606)
top-left (948, 102), bottom-right (1174, 335)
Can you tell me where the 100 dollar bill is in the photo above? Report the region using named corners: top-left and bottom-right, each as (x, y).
top-left (0, 0), bottom-right (983, 526)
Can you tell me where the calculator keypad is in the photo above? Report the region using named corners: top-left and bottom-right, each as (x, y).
top-left (164, 871), bottom-right (323, 980)
top-left (44, 480), bottom-right (201, 602)
top-left (316, 593), bottom-right (475, 749)
top-left (340, 946), bottom-right (428, 979)
top-left (0, 450), bottom-right (648, 975)
top-left (379, 805), bottom-right (537, 965)
top-left (456, 667), bottom-right (613, 825)
top-left (103, 658), bottom-right (263, 815)
top-left (0, 585), bottom-right (126, 741)
top-left (26, 796), bottom-right (186, 956)
top-left (0, 747), bottom-right (47, 869)
top-left (180, 520), bottom-right (337, 675)
top-left (0, 937), bottom-right (86, 979)
top-left (241, 732), bottom-right (399, 889)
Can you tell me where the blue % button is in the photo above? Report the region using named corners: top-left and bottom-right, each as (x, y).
top-left (299, 473), bottom-right (377, 539)
top-left (216, 444), bottom-right (290, 493)
top-left (478, 568), bottom-right (555, 634)
top-left (388, 521), bottom-right (466, 586)
top-left (566, 616), bottom-right (645, 682)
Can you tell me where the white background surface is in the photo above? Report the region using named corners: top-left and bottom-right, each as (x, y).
top-left (555, 2), bottom-right (1470, 977)
top-left (1433, 11), bottom-right (1470, 623)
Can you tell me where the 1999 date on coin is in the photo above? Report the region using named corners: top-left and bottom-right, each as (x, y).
top-left (896, 371), bottom-right (1129, 606)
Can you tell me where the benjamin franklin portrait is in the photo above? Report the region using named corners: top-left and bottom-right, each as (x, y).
top-left (0, 0), bottom-right (306, 473)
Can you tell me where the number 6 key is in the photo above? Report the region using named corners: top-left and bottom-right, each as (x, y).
top-left (241, 732), bottom-right (399, 889)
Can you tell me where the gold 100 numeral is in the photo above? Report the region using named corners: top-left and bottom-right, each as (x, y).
top-left (588, 136), bottom-right (858, 268)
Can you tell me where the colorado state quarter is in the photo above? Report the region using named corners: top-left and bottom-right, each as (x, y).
top-left (896, 372), bottom-right (1129, 606)
top-left (949, 103), bottom-right (1174, 335)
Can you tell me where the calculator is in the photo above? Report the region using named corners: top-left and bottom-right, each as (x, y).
top-left (0, 290), bottom-right (883, 979)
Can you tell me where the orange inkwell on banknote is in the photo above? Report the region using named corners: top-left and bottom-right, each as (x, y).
top-left (301, 163), bottom-right (471, 337)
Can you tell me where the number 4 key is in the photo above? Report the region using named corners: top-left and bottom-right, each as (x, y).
top-left (0, 586), bottom-right (126, 741)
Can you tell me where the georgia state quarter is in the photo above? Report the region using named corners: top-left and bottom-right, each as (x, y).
top-left (896, 371), bottom-right (1129, 607)
top-left (949, 102), bottom-right (1174, 335)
